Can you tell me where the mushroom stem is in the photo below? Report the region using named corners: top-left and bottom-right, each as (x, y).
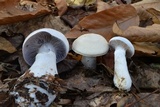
top-left (30, 43), bottom-right (58, 77)
top-left (81, 56), bottom-right (96, 69)
top-left (113, 46), bottom-right (132, 91)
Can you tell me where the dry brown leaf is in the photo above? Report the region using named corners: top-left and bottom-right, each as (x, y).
top-left (55, 0), bottom-right (68, 16)
top-left (0, 0), bottom-right (50, 25)
top-left (120, 24), bottom-right (160, 42)
top-left (0, 36), bottom-right (16, 53)
top-left (116, 15), bottom-right (139, 31)
top-left (134, 6), bottom-right (153, 21)
top-left (147, 8), bottom-right (160, 24)
top-left (132, 0), bottom-right (160, 21)
top-left (113, 14), bottom-right (139, 36)
top-left (65, 4), bottom-right (137, 41)
top-left (112, 22), bottom-right (123, 36)
top-left (96, 0), bottom-right (118, 12)
top-left (132, 0), bottom-right (160, 11)
top-left (133, 42), bottom-right (160, 56)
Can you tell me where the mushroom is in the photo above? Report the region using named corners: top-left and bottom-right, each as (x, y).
top-left (72, 33), bottom-right (109, 69)
top-left (10, 28), bottom-right (69, 106)
top-left (109, 36), bottom-right (135, 91)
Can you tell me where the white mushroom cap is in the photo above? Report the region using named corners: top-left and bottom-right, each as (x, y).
top-left (22, 28), bottom-right (69, 65)
top-left (109, 36), bottom-right (135, 58)
top-left (72, 33), bottom-right (109, 57)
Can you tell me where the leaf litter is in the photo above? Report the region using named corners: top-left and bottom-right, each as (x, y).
top-left (0, 0), bottom-right (160, 107)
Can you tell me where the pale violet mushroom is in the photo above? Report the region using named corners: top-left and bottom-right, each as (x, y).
top-left (10, 28), bottom-right (69, 107)
top-left (109, 36), bottom-right (135, 91)
top-left (72, 33), bottom-right (109, 69)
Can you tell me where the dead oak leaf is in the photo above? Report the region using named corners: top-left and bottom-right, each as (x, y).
top-left (65, 4), bottom-right (137, 41)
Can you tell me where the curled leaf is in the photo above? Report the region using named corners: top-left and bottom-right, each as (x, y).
top-left (132, 6), bottom-right (153, 21)
top-left (132, 0), bottom-right (160, 21)
top-left (147, 8), bottom-right (160, 24)
top-left (121, 24), bottom-right (160, 42)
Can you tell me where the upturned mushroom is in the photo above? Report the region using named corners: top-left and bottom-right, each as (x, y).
top-left (10, 28), bottom-right (69, 106)
top-left (72, 33), bottom-right (109, 69)
top-left (109, 36), bottom-right (134, 91)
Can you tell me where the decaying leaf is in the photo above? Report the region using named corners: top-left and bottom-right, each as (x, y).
top-left (133, 62), bottom-right (160, 88)
top-left (116, 24), bottom-right (160, 42)
top-left (0, 36), bottom-right (16, 53)
top-left (89, 93), bottom-right (124, 107)
top-left (3, 50), bottom-right (29, 74)
top-left (133, 42), bottom-right (160, 56)
top-left (117, 93), bottom-right (160, 107)
top-left (61, 8), bottom-right (89, 27)
top-left (65, 4), bottom-right (138, 41)
top-left (66, 72), bottom-right (100, 91)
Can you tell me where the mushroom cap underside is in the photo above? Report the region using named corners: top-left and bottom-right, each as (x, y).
top-left (72, 33), bottom-right (109, 57)
top-left (22, 28), bottom-right (69, 65)
top-left (109, 36), bottom-right (135, 58)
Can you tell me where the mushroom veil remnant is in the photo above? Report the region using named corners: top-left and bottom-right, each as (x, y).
top-left (10, 28), bottom-right (69, 107)
top-left (72, 33), bottom-right (109, 69)
top-left (109, 36), bottom-right (135, 91)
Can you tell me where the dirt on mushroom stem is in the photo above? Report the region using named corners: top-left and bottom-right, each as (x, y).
top-left (10, 70), bottom-right (67, 106)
